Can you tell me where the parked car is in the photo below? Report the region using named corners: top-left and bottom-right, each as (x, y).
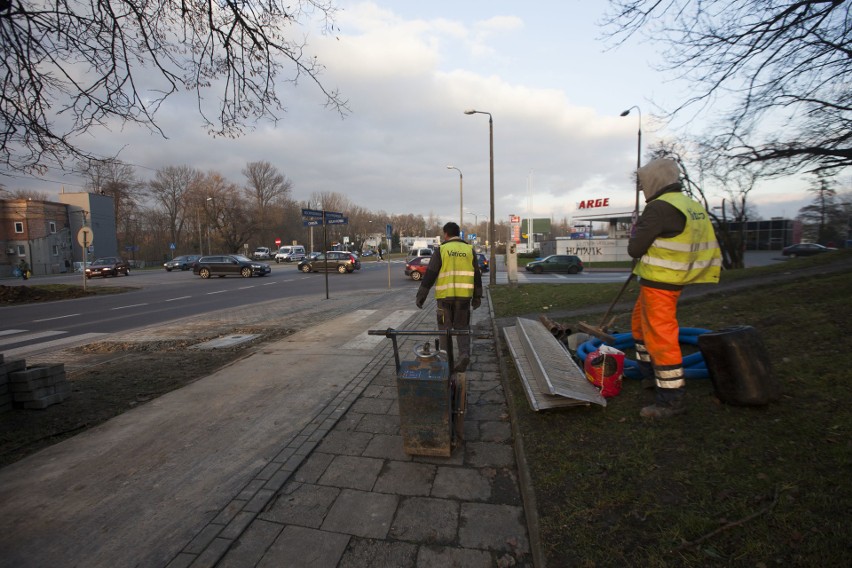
top-left (85, 256), bottom-right (130, 279)
top-left (298, 251), bottom-right (361, 274)
top-left (163, 255), bottom-right (200, 271)
top-left (476, 253), bottom-right (489, 272)
top-left (781, 243), bottom-right (837, 258)
top-left (274, 245), bottom-right (306, 263)
top-left (193, 255), bottom-right (271, 278)
top-left (404, 256), bottom-right (432, 281)
top-left (361, 250), bottom-right (374, 257)
top-left (525, 255), bottom-right (584, 274)
top-left (252, 247), bottom-right (272, 260)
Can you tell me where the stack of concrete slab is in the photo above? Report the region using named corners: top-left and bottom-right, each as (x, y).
top-left (503, 317), bottom-right (607, 411)
top-left (0, 355), bottom-right (29, 413)
top-left (1, 358), bottom-right (70, 410)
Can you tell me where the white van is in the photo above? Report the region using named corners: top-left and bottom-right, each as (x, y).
top-left (275, 245), bottom-right (306, 263)
top-left (406, 247), bottom-right (435, 261)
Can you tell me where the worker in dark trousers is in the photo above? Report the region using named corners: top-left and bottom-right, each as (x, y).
top-left (19, 259), bottom-right (30, 280)
top-left (629, 158), bottom-right (722, 418)
top-left (415, 222), bottom-right (483, 372)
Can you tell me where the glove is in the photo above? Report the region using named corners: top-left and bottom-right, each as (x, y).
top-left (471, 297), bottom-right (481, 310)
top-left (415, 289), bottom-right (427, 309)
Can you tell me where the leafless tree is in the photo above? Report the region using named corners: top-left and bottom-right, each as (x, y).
top-left (243, 161), bottom-right (292, 246)
top-left (1, 0), bottom-right (347, 174)
top-left (602, 0), bottom-right (852, 176)
top-left (796, 172), bottom-right (848, 244)
top-left (148, 165), bottom-right (202, 250)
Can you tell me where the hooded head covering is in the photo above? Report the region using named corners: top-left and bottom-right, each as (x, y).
top-left (637, 158), bottom-right (681, 202)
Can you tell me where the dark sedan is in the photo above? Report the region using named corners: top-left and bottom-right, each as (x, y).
top-left (298, 251), bottom-right (361, 273)
top-left (524, 254), bottom-right (584, 274)
top-left (192, 255), bottom-right (271, 278)
top-left (85, 257), bottom-right (130, 279)
top-left (163, 255), bottom-right (200, 271)
top-left (781, 243), bottom-right (837, 258)
top-left (476, 253), bottom-right (489, 272)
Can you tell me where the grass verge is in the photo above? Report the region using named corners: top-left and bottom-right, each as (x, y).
top-left (491, 252), bottom-right (852, 566)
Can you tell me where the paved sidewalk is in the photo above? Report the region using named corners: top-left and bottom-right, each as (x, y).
top-left (168, 291), bottom-right (532, 567)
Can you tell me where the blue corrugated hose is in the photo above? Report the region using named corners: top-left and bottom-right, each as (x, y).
top-left (576, 328), bottom-right (711, 380)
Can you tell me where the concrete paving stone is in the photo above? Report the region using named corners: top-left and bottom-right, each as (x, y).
top-left (490, 468), bottom-right (523, 506)
top-left (318, 455), bottom-right (384, 491)
top-left (219, 510), bottom-right (256, 540)
top-left (413, 448), bottom-right (465, 466)
top-left (244, 488), bottom-right (276, 513)
top-left (458, 503), bottom-right (529, 553)
top-left (212, 499), bottom-right (248, 526)
top-left (338, 538), bottom-right (417, 568)
top-left (373, 461), bottom-right (435, 496)
top-left (256, 460), bottom-right (282, 481)
top-left (478, 420), bottom-right (512, 443)
top-left (258, 525), bottom-right (350, 568)
top-left (431, 466), bottom-right (491, 501)
top-left (460, 420), bottom-right (480, 441)
top-left (317, 430), bottom-right (373, 455)
top-left (183, 523), bottom-right (224, 555)
top-left (258, 482), bottom-right (340, 528)
top-left (237, 479), bottom-right (266, 501)
top-left (376, 385), bottom-right (398, 399)
top-left (321, 489), bottom-right (398, 539)
top-left (165, 552), bottom-right (195, 568)
top-left (361, 434), bottom-right (412, 461)
top-left (355, 413), bottom-right (400, 435)
top-left (350, 397), bottom-right (395, 414)
top-left (218, 519), bottom-right (284, 568)
top-left (416, 545), bottom-right (493, 568)
top-left (388, 496), bottom-right (459, 544)
top-left (467, 402), bottom-right (508, 422)
top-left (360, 384), bottom-right (385, 398)
top-left (333, 412), bottom-right (363, 431)
top-left (475, 387), bottom-right (508, 405)
top-left (291, 452), bottom-right (335, 484)
top-left (466, 441), bottom-right (516, 469)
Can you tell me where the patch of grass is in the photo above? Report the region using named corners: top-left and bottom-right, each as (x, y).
top-left (0, 284), bottom-right (132, 304)
top-left (493, 253), bottom-right (852, 566)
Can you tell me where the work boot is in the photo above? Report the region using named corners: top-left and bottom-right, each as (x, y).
top-left (454, 356), bottom-right (470, 373)
top-left (641, 388), bottom-right (686, 419)
top-left (640, 402), bottom-right (686, 419)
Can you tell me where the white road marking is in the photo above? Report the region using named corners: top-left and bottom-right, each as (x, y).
top-left (110, 303), bottom-right (149, 310)
top-left (165, 296), bottom-right (192, 302)
top-left (32, 314), bottom-right (81, 323)
top-left (0, 330), bottom-right (66, 348)
top-left (3, 333), bottom-right (107, 358)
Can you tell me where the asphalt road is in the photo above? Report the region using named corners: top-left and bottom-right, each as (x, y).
top-left (1, 260), bottom-right (419, 357)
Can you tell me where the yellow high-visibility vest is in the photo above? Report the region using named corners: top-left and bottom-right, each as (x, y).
top-left (634, 192), bottom-right (722, 285)
top-left (435, 240), bottom-right (475, 299)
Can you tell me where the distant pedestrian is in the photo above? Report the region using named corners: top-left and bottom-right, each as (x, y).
top-left (18, 259), bottom-right (30, 280)
top-left (377, 248), bottom-right (384, 261)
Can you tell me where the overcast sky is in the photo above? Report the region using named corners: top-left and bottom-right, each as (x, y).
top-left (3, 0), bottom-right (818, 224)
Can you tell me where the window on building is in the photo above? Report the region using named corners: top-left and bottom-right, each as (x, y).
top-left (52, 244), bottom-right (60, 256)
top-left (17, 245), bottom-right (25, 256)
top-left (49, 221), bottom-right (57, 233)
top-left (14, 221), bottom-right (24, 233)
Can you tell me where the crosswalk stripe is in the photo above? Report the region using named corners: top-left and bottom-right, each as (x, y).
top-left (0, 330), bottom-right (67, 348)
top-left (3, 333), bottom-right (108, 358)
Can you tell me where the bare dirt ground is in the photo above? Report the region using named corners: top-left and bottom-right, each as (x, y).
top-left (1, 284), bottom-right (300, 468)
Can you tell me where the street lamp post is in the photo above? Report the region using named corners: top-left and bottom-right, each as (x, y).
top-left (446, 166), bottom-right (463, 230)
top-left (206, 197), bottom-right (214, 255)
top-left (620, 106), bottom-right (642, 219)
top-left (464, 109), bottom-right (496, 286)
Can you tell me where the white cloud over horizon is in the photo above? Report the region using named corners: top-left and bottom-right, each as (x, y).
top-left (1, 1), bottom-right (828, 224)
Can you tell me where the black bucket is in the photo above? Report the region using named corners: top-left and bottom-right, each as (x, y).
top-left (697, 326), bottom-right (779, 406)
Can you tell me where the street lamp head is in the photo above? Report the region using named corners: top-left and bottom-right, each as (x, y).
top-left (206, 197), bottom-right (213, 202)
top-left (446, 165), bottom-right (455, 169)
top-left (620, 109), bottom-right (631, 117)
top-left (464, 109), bottom-right (476, 115)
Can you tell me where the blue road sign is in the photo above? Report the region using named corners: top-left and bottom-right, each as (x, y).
top-left (324, 211), bottom-right (344, 220)
top-left (303, 220), bottom-right (321, 227)
top-left (386, 224), bottom-right (392, 240)
top-left (302, 208), bottom-right (323, 218)
top-left (169, 243), bottom-right (176, 250)
top-left (327, 217), bottom-right (348, 225)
